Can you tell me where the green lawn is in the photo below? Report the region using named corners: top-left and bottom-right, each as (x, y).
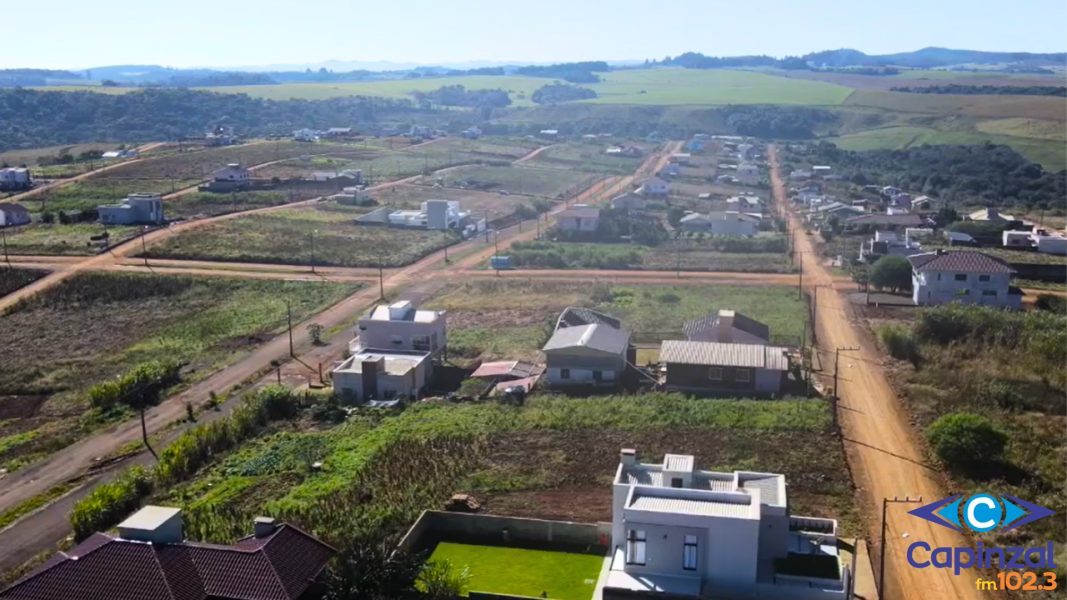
top-left (428, 542), bottom-right (601, 600)
top-left (2, 222), bottom-right (140, 255)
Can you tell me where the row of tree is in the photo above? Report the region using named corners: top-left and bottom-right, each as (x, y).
top-left (890, 84), bottom-right (1066, 97)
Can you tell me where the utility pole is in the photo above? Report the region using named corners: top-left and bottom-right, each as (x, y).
top-left (1, 227), bottom-right (8, 268)
top-left (377, 252), bottom-right (385, 301)
top-left (141, 226), bottom-right (149, 268)
top-left (443, 231), bottom-right (449, 263)
top-left (286, 300), bottom-right (294, 357)
top-left (879, 496), bottom-right (922, 600)
top-left (797, 251), bottom-right (804, 299)
top-left (310, 229), bottom-right (317, 274)
top-left (832, 345), bottom-right (860, 431)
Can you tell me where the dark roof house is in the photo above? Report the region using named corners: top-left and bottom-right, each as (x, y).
top-left (907, 250), bottom-right (1013, 274)
top-left (1, 508), bottom-right (335, 600)
top-left (683, 310), bottom-right (770, 345)
top-left (555, 306), bottom-right (623, 330)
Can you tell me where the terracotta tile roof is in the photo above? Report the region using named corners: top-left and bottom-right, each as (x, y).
top-left (1, 525), bottom-right (334, 600)
top-left (907, 251), bottom-right (1013, 274)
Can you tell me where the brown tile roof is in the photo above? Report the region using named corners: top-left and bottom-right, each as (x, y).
top-left (1, 525), bottom-right (334, 600)
top-left (908, 251), bottom-right (1013, 274)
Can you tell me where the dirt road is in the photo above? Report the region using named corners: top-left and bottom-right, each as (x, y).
top-left (769, 146), bottom-right (982, 600)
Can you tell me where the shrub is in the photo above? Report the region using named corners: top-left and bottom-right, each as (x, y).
top-left (869, 256), bottom-right (912, 293)
top-left (926, 412), bottom-right (1007, 467)
top-left (877, 324), bottom-right (920, 366)
top-left (1035, 293), bottom-right (1067, 314)
top-left (86, 360), bottom-right (181, 410)
top-left (70, 466), bottom-right (154, 541)
top-left (417, 560), bottom-right (470, 599)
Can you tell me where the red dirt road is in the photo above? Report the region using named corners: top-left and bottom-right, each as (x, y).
top-left (769, 145), bottom-right (982, 600)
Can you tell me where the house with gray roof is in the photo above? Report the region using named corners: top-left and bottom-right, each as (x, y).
top-left (556, 205), bottom-right (600, 232)
top-left (659, 340), bottom-right (789, 396)
top-left (542, 309), bottom-right (631, 388)
top-left (908, 250), bottom-right (1021, 309)
top-left (605, 448), bottom-right (847, 599)
top-left (683, 310), bottom-right (770, 345)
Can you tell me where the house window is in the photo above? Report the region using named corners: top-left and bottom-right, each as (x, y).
top-left (978, 275), bottom-right (991, 282)
top-left (626, 529), bottom-right (646, 565)
top-left (560, 368), bottom-right (571, 380)
top-left (671, 477), bottom-right (683, 488)
top-left (412, 335), bottom-right (431, 352)
top-left (708, 366), bottom-right (723, 381)
top-left (954, 273), bottom-right (967, 282)
top-left (391, 335), bottom-right (403, 346)
top-left (735, 368), bottom-right (751, 383)
top-left (683, 535), bottom-right (698, 571)
top-left (593, 370), bottom-right (603, 382)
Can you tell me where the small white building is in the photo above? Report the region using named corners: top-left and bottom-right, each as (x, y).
top-left (0, 167), bottom-right (32, 191)
top-left (292, 128), bottom-right (319, 142)
top-left (605, 449), bottom-right (847, 599)
top-left (637, 176), bottom-right (670, 197)
top-left (610, 192), bottom-right (647, 212)
top-left (909, 250), bottom-right (1021, 309)
top-left (669, 153), bottom-right (692, 166)
top-left (789, 170), bottom-right (811, 182)
top-left (681, 211), bottom-right (759, 237)
top-left (1032, 231), bottom-right (1067, 255)
top-left (0, 203), bottom-right (31, 227)
top-left (557, 205), bottom-right (600, 232)
top-left (212, 163), bottom-right (250, 183)
top-left (1002, 230), bottom-right (1032, 249)
top-left (332, 349), bottom-right (431, 403)
top-left (353, 300), bottom-right (447, 356)
top-left (725, 196), bottom-right (762, 212)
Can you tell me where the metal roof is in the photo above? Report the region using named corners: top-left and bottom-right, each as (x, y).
top-left (663, 454), bottom-right (694, 472)
top-left (908, 251), bottom-right (1013, 274)
top-left (542, 324), bottom-right (630, 355)
top-left (659, 340), bottom-right (789, 370)
top-left (628, 493), bottom-right (755, 519)
top-left (738, 473), bottom-right (784, 507)
top-left (558, 206), bottom-right (600, 219)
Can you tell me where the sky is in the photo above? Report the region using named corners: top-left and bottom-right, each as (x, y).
top-left (6, 0), bottom-right (1066, 70)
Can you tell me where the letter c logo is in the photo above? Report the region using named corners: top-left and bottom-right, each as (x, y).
top-left (964, 494), bottom-right (1002, 532)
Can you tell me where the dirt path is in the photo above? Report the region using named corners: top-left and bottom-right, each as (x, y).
top-left (0, 143), bottom-right (676, 574)
top-left (768, 145), bottom-right (981, 600)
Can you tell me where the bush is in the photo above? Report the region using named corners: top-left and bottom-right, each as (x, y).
top-left (87, 360), bottom-right (181, 410)
top-left (70, 466), bottom-right (154, 541)
top-left (878, 324), bottom-right (920, 366)
top-left (417, 560), bottom-right (470, 599)
top-left (868, 256), bottom-right (912, 293)
top-left (926, 412), bottom-right (1007, 467)
top-left (1035, 293), bottom-right (1067, 314)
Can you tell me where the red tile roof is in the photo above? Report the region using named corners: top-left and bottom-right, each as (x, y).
top-left (908, 251), bottom-right (1013, 274)
top-left (1, 524), bottom-right (334, 600)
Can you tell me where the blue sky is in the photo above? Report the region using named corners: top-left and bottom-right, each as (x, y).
top-left (7, 0), bottom-right (1066, 70)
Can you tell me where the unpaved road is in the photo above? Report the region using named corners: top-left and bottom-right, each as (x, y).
top-left (0, 142), bottom-right (671, 574)
top-left (769, 145), bottom-right (982, 600)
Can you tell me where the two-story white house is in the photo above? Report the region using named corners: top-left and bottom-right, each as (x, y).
top-left (908, 250), bottom-right (1021, 309)
top-left (604, 449), bottom-right (848, 600)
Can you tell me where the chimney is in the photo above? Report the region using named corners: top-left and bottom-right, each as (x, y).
top-left (254, 517), bottom-right (277, 538)
top-left (620, 448), bottom-right (637, 466)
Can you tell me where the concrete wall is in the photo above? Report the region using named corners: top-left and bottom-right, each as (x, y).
top-left (397, 510), bottom-right (609, 555)
top-left (356, 315), bottom-right (446, 355)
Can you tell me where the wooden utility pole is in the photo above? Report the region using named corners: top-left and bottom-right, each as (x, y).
top-left (879, 496), bottom-right (922, 600)
top-left (286, 300), bottom-right (294, 357)
top-left (1, 227), bottom-right (9, 268)
top-left (832, 345), bottom-right (860, 431)
top-left (141, 226), bottom-right (149, 268)
top-left (309, 229), bottom-right (317, 274)
top-left (377, 253), bottom-right (385, 301)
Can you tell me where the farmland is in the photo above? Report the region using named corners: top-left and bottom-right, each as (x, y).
top-left (416, 164), bottom-right (598, 199)
top-left (506, 239), bottom-right (794, 274)
top-left (427, 280), bottom-right (807, 362)
top-left (0, 272), bottom-right (362, 473)
top-left (144, 205), bottom-right (458, 268)
top-left (0, 269), bottom-right (48, 298)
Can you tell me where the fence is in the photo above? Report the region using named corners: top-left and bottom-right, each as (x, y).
top-left (398, 510), bottom-right (609, 556)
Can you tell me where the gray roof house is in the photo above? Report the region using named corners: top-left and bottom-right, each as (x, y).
top-left (683, 310), bottom-right (770, 345)
top-left (542, 309), bottom-right (631, 389)
top-left (605, 449), bottom-right (847, 599)
top-left (557, 205), bottom-right (600, 232)
top-left (660, 340), bottom-right (789, 396)
top-left (0, 203), bottom-right (31, 227)
top-left (98, 193), bottom-right (164, 225)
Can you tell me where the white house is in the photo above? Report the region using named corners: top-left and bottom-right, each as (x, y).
top-left (387, 200), bottom-right (469, 230)
top-left (811, 165), bottom-right (832, 177)
top-left (610, 192), bottom-right (647, 212)
top-left (212, 163), bottom-right (250, 183)
top-left (98, 193), bottom-right (164, 225)
top-left (678, 211), bottom-right (759, 237)
top-left (605, 449), bottom-right (848, 599)
top-left (292, 128), bottom-right (319, 142)
top-left (0, 168), bottom-right (32, 191)
top-left (637, 176), bottom-right (670, 197)
top-left (556, 205), bottom-right (600, 232)
top-left (351, 300), bottom-right (446, 356)
top-left (1002, 230), bottom-right (1032, 249)
top-left (541, 307), bottom-right (630, 388)
top-left (1032, 232), bottom-right (1067, 255)
top-left (789, 170), bottom-right (812, 182)
top-left (0, 203), bottom-right (31, 227)
top-left (908, 250), bottom-right (1021, 309)
top-left (669, 153), bottom-right (692, 166)
top-left (725, 196), bottom-right (762, 212)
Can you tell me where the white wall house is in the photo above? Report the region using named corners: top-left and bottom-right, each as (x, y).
top-left (353, 301), bottom-right (446, 356)
top-left (909, 251), bottom-right (1021, 309)
top-left (736, 163), bottom-right (760, 185)
top-left (638, 176), bottom-right (670, 196)
top-left (557, 206), bottom-right (600, 232)
top-left (212, 163), bottom-right (250, 183)
top-left (0, 203), bottom-right (31, 227)
top-left (709, 212), bottom-right (759, 237)
top-left (98, 193), bottom-right (164, 225)
top-left (604, 449), bottom-right (848, 599)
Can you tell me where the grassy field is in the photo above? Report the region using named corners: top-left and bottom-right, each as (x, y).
top-left (0, 143), bottom-right (126, 167)
top-left (507, 240), bottom-right (794, 274)
top-left (42, 69), bottom-right (854, 107)
top-left (145, 205), bottom-right (457, 267)
top-left (427, 542), bottom-right (601, 599)
top-left (427, 280), bottom-right (807, 361)
top-left (375, 183), bottom-right (548, 222)
top-left (525, 143), bottom-right (650, 175)
top-left (418, 164), bottom-right (597, 199)
top-left (0, 268), bottom-right (48, 297)
top-left (1, 222), bottom-right (139, 255)
top-left (843, 88), bottom-right (1067, 121)
top-left (0, 272), bottom-right (362, 472)
top-left (30, 178), bottom-right (199, 213)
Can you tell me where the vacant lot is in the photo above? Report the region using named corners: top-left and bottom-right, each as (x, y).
top-left (417, 164), bottom-right (597, 199)
top-left (0, 272), bottom-right (361, 472)
top-left (525, 143), bottom-right (649, 175)
top-left (32, 178), bottom-right (199, 213)
top-left (427, 279), bottom-right (806, 361)
top-left (0, 269), bottom-right (48, 298)
top-left (146, 205), bottom-right (456, 267)
top-left (1, 222), bottom-right (139, 255)
top-left (375, 183), bottom-right (547, 223)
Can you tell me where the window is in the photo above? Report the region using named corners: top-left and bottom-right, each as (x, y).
top-left (708, 366), bottom-right (723, 381)
top-left (683, 535), bottom-right (698, 571)
top-left (671, 477), bottom-right (683, 488)
top-left (978, 275), bottom-right (991, 282)
top-left (626, 530), bottom-right (646, 565)
top-left (560, 368), bottom-right (570, 380)
top-left (412, 335), bottom-right (431, 351)
top-left (735, 368), bottom-right (751, 383)
top-left (954, 273), bottom-right (967, 282)
top-left (391, 335), bottom-right (403, 346)
top-left (593, 370), bottom-right (603, 382)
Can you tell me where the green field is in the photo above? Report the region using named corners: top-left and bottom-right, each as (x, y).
top-left (0, 272), bottom-right (362, 472)
top-left (1, 222), bottom-right (139, 255)
top-left (427, 542), bottom-right (601, 599)
top-left (420, 164), bottom-right (597, 198)
top-left (40, 68), bottom-right (854, 107)
top-left (0, 268), bottom-right (48, 297)
top-left (145, 205), bottom-right (457, 267)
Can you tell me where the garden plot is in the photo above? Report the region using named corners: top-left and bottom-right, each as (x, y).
top-left (0, 272), bottom-right (361, 473)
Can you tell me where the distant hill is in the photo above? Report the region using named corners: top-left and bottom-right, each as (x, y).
top-left (803, 47), bottom-right (1066, 69)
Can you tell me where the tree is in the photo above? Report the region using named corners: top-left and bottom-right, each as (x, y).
top-left (926, 412), bottom-right (1007, 467)
top-left (321, 542), bottom-right (423, 600)
top-left (307, 322), bottom-right (324, 345)
top-left (868, 255), bottom-right (912, 293)
top-left (87, 360), bottom-right (180, 460)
